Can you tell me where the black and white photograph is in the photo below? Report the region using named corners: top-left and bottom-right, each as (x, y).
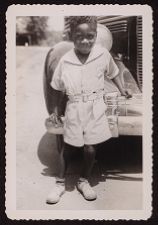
top-left (6, 4), bottom-right (152, 220)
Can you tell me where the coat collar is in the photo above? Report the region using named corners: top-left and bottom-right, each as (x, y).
top-left (63, 44), bottom-right (105, 65)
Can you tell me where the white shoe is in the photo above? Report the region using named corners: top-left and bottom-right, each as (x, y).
top-left (46, 184), bottom-right (65, 204)
top-left (77, 178), bottom-right (97, 201)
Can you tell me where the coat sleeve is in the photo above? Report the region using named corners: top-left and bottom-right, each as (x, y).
top-left (105, 51), bottom-right (119, 80)
top-left (50, 60), bottom-right (65, 92)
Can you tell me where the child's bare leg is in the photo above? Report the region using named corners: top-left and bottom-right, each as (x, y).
top-left (81, 145), bottom-right (96, 178)
top-left (56, 136), bottom-right (70, 179)
top-left (77, 145), bottom-right (97, 201)
top-left (46, 140), bottom-right (68, 204)
top-left (58, 143), bottom-right (69, 178)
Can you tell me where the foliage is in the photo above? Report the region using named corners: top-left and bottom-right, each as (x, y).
top-left (16, 16), bottom-right (63, 46)
top-left (16, 17), bottom-right (30, 33)
top-left (26, 17), bottom-right (48, 45)
top-left (40, 30), bottom-right (63, 46)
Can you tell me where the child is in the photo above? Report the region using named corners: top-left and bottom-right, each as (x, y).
top-left (46, 16), bottom-right (130, 204)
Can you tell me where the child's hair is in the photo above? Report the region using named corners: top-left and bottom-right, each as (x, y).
top-left (69, 16), bottom-right (97, 34)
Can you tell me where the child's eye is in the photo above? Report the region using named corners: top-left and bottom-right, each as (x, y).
top-left (87, 34), bottom-right (95, 40)
top-left (76, 35), bottom-right (83, 40)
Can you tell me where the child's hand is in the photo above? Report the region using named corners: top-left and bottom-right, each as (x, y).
top-left (121, 89), bottom-right (132, 99)
top-left (45, 113), bottom-right (64, 134)
top-left (125, 90), bottom-right (132, 99)
top-left (49, 113), bottom-right (63, 127)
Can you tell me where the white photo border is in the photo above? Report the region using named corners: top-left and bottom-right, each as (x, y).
top-left (5, 4), bottom-right (153, 220)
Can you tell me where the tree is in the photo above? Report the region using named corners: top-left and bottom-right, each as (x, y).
top-left (16, 16), bottom-right (62, 46)
top-left (26, 17), bottom-right (49, 45)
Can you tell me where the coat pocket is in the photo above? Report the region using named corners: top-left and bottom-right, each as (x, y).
top-left (96, 67), bottom-right (105, 79)
top-left (93, 99), bottom-right (107, 119)
top-left (65, 102), bottom-right (77, 125)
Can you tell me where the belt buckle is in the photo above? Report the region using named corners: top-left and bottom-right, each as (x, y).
top-left (83, 95), bottom-right (88, 102)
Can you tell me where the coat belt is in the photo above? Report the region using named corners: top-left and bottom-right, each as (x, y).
top-left (67, 90), bottom-right (104, 103)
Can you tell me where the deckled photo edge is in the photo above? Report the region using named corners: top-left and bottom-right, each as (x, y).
top-left (5, 4), bottom-right (153, 220)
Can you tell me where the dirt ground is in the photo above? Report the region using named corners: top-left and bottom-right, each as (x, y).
top-left (16, 46), bottom-right (142, 210)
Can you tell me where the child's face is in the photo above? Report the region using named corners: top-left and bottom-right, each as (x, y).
top-left (72, 23), bottom-right (97, 55)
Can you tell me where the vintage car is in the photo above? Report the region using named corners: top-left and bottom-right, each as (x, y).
top-left (43, 16), bottom-right (142, 151)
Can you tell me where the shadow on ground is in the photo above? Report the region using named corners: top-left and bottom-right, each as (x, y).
top-left (37, 133), bottom-right (142, 192)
